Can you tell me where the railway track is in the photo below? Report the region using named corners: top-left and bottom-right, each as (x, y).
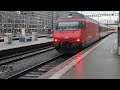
top-left (0, 46), bottom-right (61, 79)
top-left (0, 45), bottom-right (54, 64)
top-left (8, 54), bottom-right (72, 79)
top-left (4, 53), bottom-right (64, 79)
top-left (17, 55), bottom-right (72, 79)
top-left (0, 41), bottom-right (53, 59)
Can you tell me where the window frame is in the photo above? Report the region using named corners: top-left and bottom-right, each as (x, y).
top-left (56, 21), bottom-right (86, 31)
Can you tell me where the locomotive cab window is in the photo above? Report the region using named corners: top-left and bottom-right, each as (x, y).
top-left (56, 21), bottom-right (86, 31)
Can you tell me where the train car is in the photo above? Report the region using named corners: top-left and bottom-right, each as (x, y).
top-left (107, 26), bottom-right (116, 33)
top-left (53, 12), bottom-right (100, 53)
top-left (99, 24), bottom-right (109, 39)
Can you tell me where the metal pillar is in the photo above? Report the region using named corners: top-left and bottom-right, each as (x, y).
top-left (118, 11), bottom-right (120, 55)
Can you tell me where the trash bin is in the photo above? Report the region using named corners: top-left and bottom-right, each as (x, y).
top-left (19, 36), bottom-right (26, 42)
top-left (32, 32), bottom-right (38, 41)
top-left (4, 33), bottom-right (12, 44)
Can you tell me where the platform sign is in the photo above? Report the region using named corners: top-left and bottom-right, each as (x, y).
top-left (21, 28), bottom-right (25, 36)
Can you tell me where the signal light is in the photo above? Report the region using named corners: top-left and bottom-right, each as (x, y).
top-left (76, 39), bottom-right (80, 42)
top-left (54, 39), bottom-right (58, 42)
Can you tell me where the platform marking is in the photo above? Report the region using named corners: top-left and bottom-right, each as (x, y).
top-left (49, 35), bottom-right (110, 79)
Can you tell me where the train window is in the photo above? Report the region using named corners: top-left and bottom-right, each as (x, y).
top-left (80, 21), bottom-right (86, 29)
top-left (56, 21), bottom-right (80, 31)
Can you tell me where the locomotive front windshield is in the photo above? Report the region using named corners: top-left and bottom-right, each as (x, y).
top-left (56, 21), bottom-right (86, 31)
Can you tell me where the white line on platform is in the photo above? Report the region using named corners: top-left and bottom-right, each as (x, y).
top-left (49, 36), bottom-right (110, 79)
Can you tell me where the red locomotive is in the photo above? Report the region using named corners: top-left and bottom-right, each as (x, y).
top-left (53, 12), bottom-right (114, 54)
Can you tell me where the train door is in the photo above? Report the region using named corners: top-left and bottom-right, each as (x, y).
top-left (80, 21), bottom-right (87, 47)
top-left (84, 20), bottom-right (91, 46)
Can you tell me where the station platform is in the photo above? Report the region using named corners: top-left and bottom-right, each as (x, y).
top-left (38, 33), bottom-right (120, 79)
top-left (0, 34), bottom-right (47, 42)
top-left (0, 37), bottom-right (53, 52)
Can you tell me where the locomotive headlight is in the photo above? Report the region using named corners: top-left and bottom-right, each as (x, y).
top-left (54, 39), bottom-right (58, 42)
top-left (76, 39), bottom-right (80, 42)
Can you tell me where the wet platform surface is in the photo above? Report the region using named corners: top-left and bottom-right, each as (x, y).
top-left (60, 33), bottom-right (120, 79)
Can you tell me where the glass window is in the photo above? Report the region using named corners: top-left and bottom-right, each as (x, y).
top-left (56, 21), bottom-right (79, 31)
top-left (56, 21), bottom-right (86, 31)
top-left (81, 21), bottom-right (86, 29)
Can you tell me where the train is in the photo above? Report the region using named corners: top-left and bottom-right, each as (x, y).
top-left (53, 12), bottom-right (115, 54)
